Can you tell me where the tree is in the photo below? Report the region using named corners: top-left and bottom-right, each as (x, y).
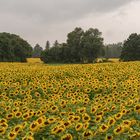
top-left (41, 27), bottom-right (104, 64)
top-left (80, 28), bottom-right (104, 63)
top-left (120, 33), bottom-right (140, 61)
top-left (104, 42), bottom-right (122, 58)
top-left (32, 44), bottom-right (43, 58)
top-left (67, 27), bottom-right (84, 62)
top-left (0, 32), bottom-right (32, 62)
top-left (53, 40), bottom-right (60, 48)
top-left (45, 40), bottom-right (50, 50)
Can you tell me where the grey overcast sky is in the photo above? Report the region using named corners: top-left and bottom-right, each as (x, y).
top-left (0, 0), bottom-right (140, 47)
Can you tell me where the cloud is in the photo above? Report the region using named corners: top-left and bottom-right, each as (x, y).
top-left (0, 0), bottom-right (138, 47)
top-left (0, 0), bottom-right (133, 22)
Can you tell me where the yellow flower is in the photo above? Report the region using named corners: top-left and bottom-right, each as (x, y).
top-left (105, 135), bottom-right (113, 140)
top-left (29, 121), bottom-right (38, 132)
top-left (122, 120), bottom-right (131, 129)
top-left (61, 133), bottom-right (73, 140)
top-left (0, 122), bottom-right (8, 129)
top-left (75, 123), bottom-right (83, 131)
top-left (99, 124), bottom-right (109, 133)
top-left (91, 106), bottom-right (97, 114)
top-left (94, 115), bottom-right (102, 123)
top-left (82, 130), bottom-right (93, 138)
top-left (114, 112), bottom-right (123, 120)
top-left (83, 122), bottom-right (89, 130)
top-left (36, 116), bottom-right (45, 126)
top-left (113, 125), bottom-right (124, 135)
top-left (13, 124), bottom-right (23, 133)
top-left (72, 115), bottom-right (81, 122)
top-left (47, 117), bottom-right (56, 124)
top-left (22, 113), bottom-right (30, 120)
top-left (134, 104), bottom-right (140, 113)
top-left (54, 127), bottom-right (65, 134)
top-left (0, 127), bottom-right (6, 135)
top-left (15, 111), bottom-right (22, 118)
top-left (22, 136), bottom-right (34, 140)
top-left (8, 131), bottom-right (17, 140)
top-left (63, 121), bottom-right (71, 128)
top-left (82, 113), bottom-right (91, 122)
top-left (0, 118), bottom-right (7, 124)
top-left (108, 117), bottom-right (116, 126)
top-left (6, 113), bottom-right (14, 120)
top-left (76, 107), bottom-right (86, 114)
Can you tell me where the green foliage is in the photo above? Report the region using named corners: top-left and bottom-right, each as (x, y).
top-left (120, 33), bottom-right (140, 61)
top-left (32, 44), bottom-right (43, 58)
top-left (104, 43), bottom-right (122, 58)
top-left (0, 32), bottom-right (33, 62)
top-left (45, 40), bottom-right (50, 50)
top-left (41, 27), bottom-right (104, 63)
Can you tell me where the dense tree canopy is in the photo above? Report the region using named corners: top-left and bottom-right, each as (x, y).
top-left (41, 27), bottom-right (104, 63)
top-left (32, 44), bottom-right (43, 58)
top-left (120, 33), bottom-right (140, 61)
top-left (0, 32), bottom-right (32, 62)
top-left (45, 40), bottom-right (50, 50)
top-left (104, 43), bottom-right (122, 58)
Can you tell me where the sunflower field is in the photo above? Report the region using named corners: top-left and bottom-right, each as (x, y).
top-left (0, 62), bottom-right (140, 140)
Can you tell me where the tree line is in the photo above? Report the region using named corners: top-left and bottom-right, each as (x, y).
top-left (0, 33), bottom-right (32, 62)
top-left (0, 28), bottom-right (140, 63)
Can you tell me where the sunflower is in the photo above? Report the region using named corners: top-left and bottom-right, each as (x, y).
top-left (0, 127), bottom-right (6, 135)
top-left (22, 121), bottom-right (28, 129)
top-left (76, 107), bottom-right (86, 114)
top-left (47, 117), bottom-right (57, 124)
top-left (15, 111), bottom-right (22, 118)
top-left (50, 105), bottom-right (58, 113)
top-left (60, 112), bottom-right (67, 117)
top-left (96, 111), bottom-right (104, 116)
top-left (75, 123), bottom-right (83, 131)
top-left (94, 115), bottom-right (102, 123)
top-left (43, 120), bottom-right (49, 127)
top-left (121, 108), bottom-right (127, 115)
top-left (36, 117), bottom-right (45, 126)
top-left (22, 113), bottom-right (30, 120)
top-left (130, 119), bottom-right (136, 126)
top-left (53, 127), bottom-right (65, 135)
top-left (5, 106), bottom-right (11, 111)
top-left (113, 125), bottom-right (124, 135)
top-left (105, 135), bottom-right (113, 140)
top-left (134, 104), bottom-right (140, 113)
top-left (29, 121), bottom-right (38, 132)
top-left (22, 136), bottom-right (34, 140)
top-left (82, 130), bottom-right (93, 138)
top-left (108, 117), bottom-right (116, 126)
top-left (13, 124), bottom-right (23, 133)
top-left (0, 118), bottom-right (7, 124)
top-left (99, 124), bottom-right (109, 133)
top-left (63, 121), bottom-right (72, 128)
top-left (82, 113), bottom-right (91, 122)
top-left (114, 112), bottom-right (123, 120)
top-left (90, 106), bottom-right (97, 114)
top-left (84, 88), bottom-right (91, 93)
top-left (83, 122), bottom-right (89, 130)
top-left (6, 113), bottom-right (14, 120)
top-left (8, 131), bottom-right (17, 140)
top-left (0, 122), bottom-right (8, 129)
top-left (61, 133), bottom-right (73, 140)
top-left (72, 115), bottom-right (81, 122)
top-left (122, 120), bottom-right (131, 129)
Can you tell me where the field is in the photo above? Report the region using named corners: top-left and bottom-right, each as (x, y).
top-left (0, 61), bottom-right (140, 140)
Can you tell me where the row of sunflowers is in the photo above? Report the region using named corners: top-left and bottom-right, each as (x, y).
top-left (0, 62), bottom-right (140, 140)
